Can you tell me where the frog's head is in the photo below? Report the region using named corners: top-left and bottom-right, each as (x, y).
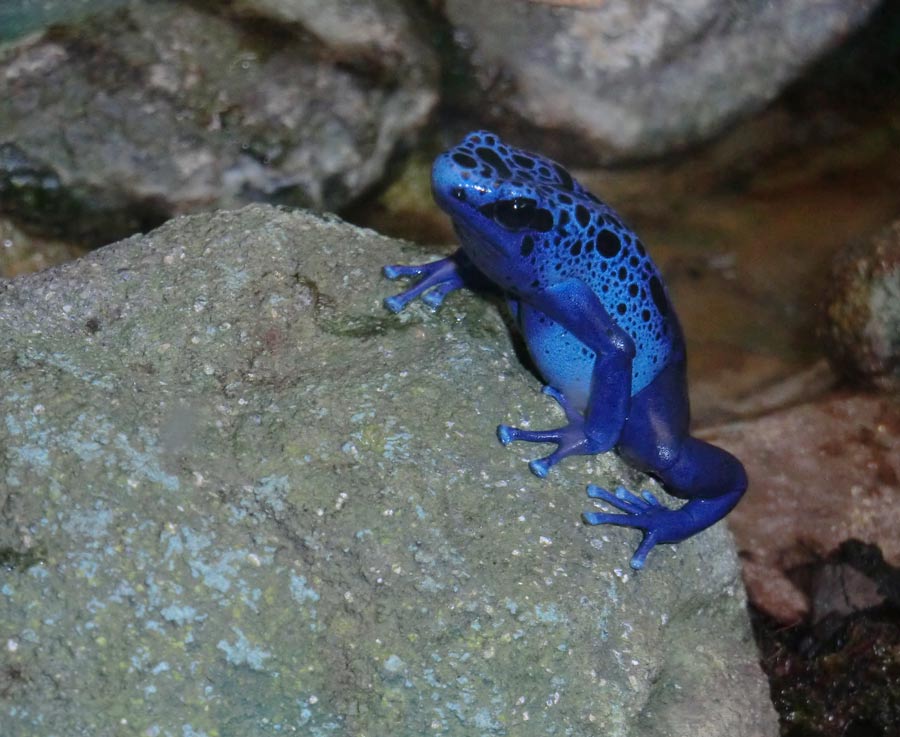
top-left (431, 131), bottom-right (582, 293)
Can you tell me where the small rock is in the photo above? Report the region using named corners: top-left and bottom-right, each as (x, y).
top-left (808, 561), bottom-right (884, 624)
top-left (822, 219), bottom-right (900, 392)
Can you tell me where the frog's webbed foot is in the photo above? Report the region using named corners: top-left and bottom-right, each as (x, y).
top-left (582, 485), bottom-right (671, 569)
top-left (498, 386), bottom-right (606, 478)
top-left (383, 253), bottom-right (467, 313)
top-left (582, 481), bottom-right (744, 569)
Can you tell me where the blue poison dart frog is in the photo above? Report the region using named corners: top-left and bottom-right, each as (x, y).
top-left (383, 131), bottom-right (747, 569)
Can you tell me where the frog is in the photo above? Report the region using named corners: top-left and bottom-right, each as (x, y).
top-left (382, 131), bottom-right (747, 569)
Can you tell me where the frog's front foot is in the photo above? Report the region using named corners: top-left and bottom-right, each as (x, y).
top-left (383, 254), bottom-right (466, 313)
top-left (498, 386), bottom-right (608, 478)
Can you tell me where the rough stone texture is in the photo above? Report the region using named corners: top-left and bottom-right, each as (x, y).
top-left (714, 393), bottom-right (900, 624)
top-left (0, 0), bottom-right (437, 243)
top-left (0, 205), bottom-right (776, 736)
top-left (822, 219), bottom-right (900, 392)
top-left (441, 0), bottom-right (882, 162)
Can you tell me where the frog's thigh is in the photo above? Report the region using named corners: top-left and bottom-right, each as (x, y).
top-left (618, 358), bottom-right (690, 471)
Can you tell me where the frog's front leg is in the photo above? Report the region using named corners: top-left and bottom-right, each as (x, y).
top-left (499, 278), bottom-right (635, 477)
top-left (383, 248), bottom-right (473, 312)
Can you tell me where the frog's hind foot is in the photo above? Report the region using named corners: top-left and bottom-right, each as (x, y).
top-left (582, 484), bottom-right (670, 569)
top-left (582, 478), bottom-right (745, 569)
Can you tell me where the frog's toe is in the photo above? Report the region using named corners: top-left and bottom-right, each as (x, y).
top-left (540, 385), bottom-right (582, 422)
top-left (583, 485), bottom-right (683, 568)
top-left (383, 278), bottom-right (445, 313)
top-left (584, 484), bottom-right (657, 518)
top-left (497, 424), bottom-right (560, 446)
top-left (496, 425), bottom-right (572, 475)
top-left (528, 454), bottom-right (563, 478)
top-left (384, 293), bottom-right (412, 313)
top-left (541, 385), bottom-right (566, 403)
top-left (499, 420), bottom-right (599, 476)
top-left (497, 424), bottom-right (514, 446)
top-left (383, 263), bottom-right (422, 280)
top-left (586, 485), bottom-right (663, 513)
top-left (422, 282), bottom-right (457, 308)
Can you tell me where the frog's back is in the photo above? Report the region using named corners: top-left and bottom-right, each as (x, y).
top-left (441, 132), bottom-right (682, 395)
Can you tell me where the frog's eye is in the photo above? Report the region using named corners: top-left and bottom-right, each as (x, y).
top-left (479, 198), bottom-right (554, 232)
top-left (493, 198), bottom-right (536, 230)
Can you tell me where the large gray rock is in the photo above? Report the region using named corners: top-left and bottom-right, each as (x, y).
top-left (442, 0), bottom-right (882, 161)
top-left (0, 0), bottom-right (436, 243)
top-left (0, 205), bottom-right (777, 736)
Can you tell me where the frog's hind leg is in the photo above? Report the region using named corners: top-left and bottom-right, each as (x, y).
top-left (584, 440), bottom-right (746, 569)
top-left (583, 358), bottom-right (747, 569)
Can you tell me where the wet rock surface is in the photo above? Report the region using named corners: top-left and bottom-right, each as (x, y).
top-left (0, 204), bottom-right (776, 736)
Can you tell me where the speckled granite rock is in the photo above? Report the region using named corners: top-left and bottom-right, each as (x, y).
top-left (441, 0), bottom-right (881, 162)
top-left (0, 205), bottom-right (776, 736)
top-left (0, 0), bottom-right (436, 243)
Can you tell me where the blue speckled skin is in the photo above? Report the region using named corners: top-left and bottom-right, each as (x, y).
top-left (384, 131), bottom-right (747, 568)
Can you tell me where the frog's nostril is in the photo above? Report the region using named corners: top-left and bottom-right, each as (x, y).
top-left (452, 187), bottom-right (466, 201)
